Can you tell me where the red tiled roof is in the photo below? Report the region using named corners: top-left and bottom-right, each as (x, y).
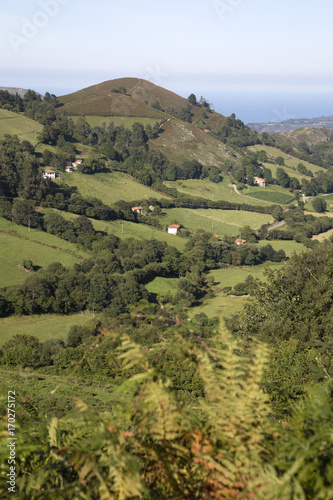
top-left (45, 169), bottom-right (55, 173)
top-left (253, 176), bottom-right (265, 182)
top-left (132, 206), bottom-right (143, 210)
top-left (235, 239), bottom-right (246, 244)
top-left (168, 224), bottom-right (180, 229)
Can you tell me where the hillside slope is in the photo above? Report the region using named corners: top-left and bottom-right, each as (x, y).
top-left (0, 108), bottom-right (43, 143)
top-left (59, 77), bottom-right (227, 130)
top-left (150, 118), bottom-right (235, 166)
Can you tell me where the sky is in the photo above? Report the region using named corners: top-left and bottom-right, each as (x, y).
top-left (1, 0), bottom-right (333, 121)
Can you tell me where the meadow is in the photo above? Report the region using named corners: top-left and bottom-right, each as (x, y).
top-left (0, 218), bottom-right (88, 287)
top-left (0, 109), bottom-right (42, 144)
top-left (40, 208), bottom-right (187, 252)
top-left (159, 208), bottom-right (273, 237)
top-left (258, 239), bottom-right (307, 257)
top-left (246, 185), bottom-right (295, 204)
top-left (58, 170), bottom-right (169, 204)
top-left (145, 276), bottom-right (180, 300)
top-left (0, 311), bottom-right (95, 346)
top-left (249, 145), bottom-right (325, 175)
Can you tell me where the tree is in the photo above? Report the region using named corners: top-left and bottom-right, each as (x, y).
top-left (276, 167), bottom-right (290, 188)
top-left (275, 156), bottom-right (285, 166)
top-left (187, 93), bottom-right (197, 105)
top-left (312, 197), bottom-right (327, 213)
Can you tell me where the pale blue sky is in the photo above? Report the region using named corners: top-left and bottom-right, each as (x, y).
top-left (1, 0), bottom-right (333, 98)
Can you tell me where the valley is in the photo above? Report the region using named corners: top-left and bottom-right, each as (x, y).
top-left (1, 79), bottom-right (333, 498)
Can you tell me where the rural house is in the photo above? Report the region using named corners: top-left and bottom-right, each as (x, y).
top-left (168, 224), bottom-right (181, 235)
top-left (43, 169), bottom-right (57, 180)
top-left (72, 159), bottom-right (83, 169)
top-left (253, 176), bottom-right (266, 187)
top-left (235, 239), bottom-right (247, 245)
top-left (132, 206), bottom-right (143, 214)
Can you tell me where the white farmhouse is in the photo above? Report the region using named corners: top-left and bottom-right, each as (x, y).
top-left (168, 224), bottom-right (180, 235)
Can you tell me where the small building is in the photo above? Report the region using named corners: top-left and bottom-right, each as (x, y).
top-left (235, 239), bottom-right (246, 245)
top-left (132, 206), bottom-right (143, 214)
top-left (43, 169), bottom-right (57, 180)
top-left (253, 176), bottom-right (266, 187)
top-left (204, 129), bottom-right (211, 133)
top-left (149, 205), bottom-right (155, 212)
top-left (65, 166), bottom-right (74, 173)
top-left (168, 224), bottom-right (181, 235)
top-left (72, 159), bottom-right (83, 169)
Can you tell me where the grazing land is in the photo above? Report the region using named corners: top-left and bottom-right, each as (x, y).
top-left (249, 144), bottom-right (325, 174)
top-left (0, 311), bottom-right (95, 346)
top-left (0, 218), bottom-right (88, 287)
top-left (59, 170), bottom-right (169, 204)
top-left (0, 108), bottom-right (43, 143)
top-left (159, 208), bottom-right (273, 236)
top-left (245, 186), bottom-right (296, 204)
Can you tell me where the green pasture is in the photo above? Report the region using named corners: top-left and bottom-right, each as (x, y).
top-left (245, 185), bottom-right (295, 204)
top-left (0, 311), bottom-right (95, 346)
top-left (70, 115), bottom-right (159, 129)
top-left (166, 178), bottom-right (273, 206)
top-left (145, 276), bottom-right (180, 299)
top-left (92, 218), bottom-right (187, 252)
top-left (190, 261), bottom-right (284, 319)
top-left (190, 295), bottom-right (246, 319)
top-left (312, 229), bottom-right (333, 242)
top-left (59, 170), bottom-right (169, 204)
top-left (0, 109), bottom-right (43, 144)
top-left (159, 208), bottom-right (273, 236)
top-left (258, 239), bottom-right (306, 257)
top-left (304, 194), bottom-right (333, 213)
top-left (211, 263), bottom-right (284, 289)
top-left (249, 145), bottom-right (325, 174)
top-left (39, 209), bottom-right (187, 252)
top-left (0, 218), bottom-right (88, 287)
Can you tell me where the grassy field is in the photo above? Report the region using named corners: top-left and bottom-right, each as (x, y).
top-left (167, 177), bottom-right (267, 204)
top-left (159, 208), bottom-right (273, 237)
top-left (312, 228), bottom-right (333, 241)
top-left (59, 170), bottom-right (169, 204)
top-left (40, 208), bottom-right (187, 252)
top-left (190, 295), bottom-right (247, 319)
top-left (145, 276), bottom-right (179, 299)
top-left (0, 109), bottom-right (43, 144)
top-left (0, 218), bottom-right (88, 287)
top-left (190, 261), bottom-right (285, 319)
top-left (0, 311), bottom-right (95, 346)
top-left (246, 185), bottom-right (295, 204)
top-left (70, 115), bottom-right (160, 129)
top-left (258, 239), bottom-right (307, 257)
top-left (304, 194), bottom-right (333, 213)
top-left (249, 145), bottom-right (325, 175)
top-left (92, 218), bottom-right (187, 252)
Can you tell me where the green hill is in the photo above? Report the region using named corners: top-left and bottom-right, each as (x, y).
top-left (0, 108), bottom-right (43, 144)
top-left (0, 217), bottom-right (88, 287)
